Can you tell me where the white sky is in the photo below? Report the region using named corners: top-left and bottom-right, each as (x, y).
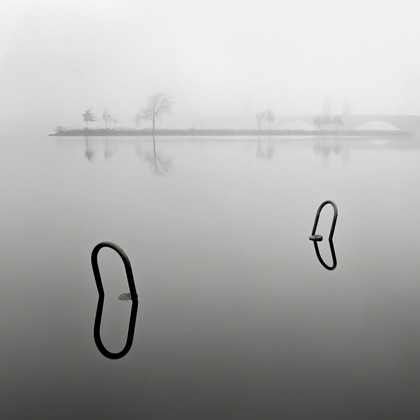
top-left (1, 0), bottom-right (420, 130)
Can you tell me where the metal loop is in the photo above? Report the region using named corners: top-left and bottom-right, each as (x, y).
top-left (91, 241), bottom-right (139, 359)
top-left (91, 241), bottom-right (138, 300)
top-left (309, 201), bottom-right (338, 271)
top-left (309, 200), bottom-right (338, 242)
top-left (313, 240), bottom-right (337, 271)
top-left (94, 296), bottom-right (139, 359)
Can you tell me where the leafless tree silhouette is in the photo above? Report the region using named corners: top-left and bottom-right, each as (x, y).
top-left (313, 115), bottom-right (322, 130)
top-left (133, 112), bottom-right (142, 128)
top-left (265, 110), bottom-right (275, 130)
top-left (255, 110), bottom-right (268, 131)
top-left (142, 93), bottom-right (173, 132)
top-left (255, 109), bottom-right (274, 131)
top-left (102, 109), bottom-right (117, 129)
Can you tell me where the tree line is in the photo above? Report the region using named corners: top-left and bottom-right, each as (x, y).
top-left (80, 93), bottom-right (173, 132)
top-left (255, 110), bottom-right (275, 131)
top-left (254, 110), bottom-right (345, 131)
top-left (313, 114), bottom-right (344, 131)
top-left (58, 93), bottom-right (346, 134)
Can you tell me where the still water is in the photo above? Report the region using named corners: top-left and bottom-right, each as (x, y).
top-left (1, 133), bottom-right (420, 419)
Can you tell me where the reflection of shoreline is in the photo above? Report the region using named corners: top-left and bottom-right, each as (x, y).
top-left (57, 136), bottom-right (173, 174)
top-left (53, 135), bottom-right (420, 169)
top-left (55, 135), bottom-right (420, 150)
top-left (310, 136), bottom-right (420, 165)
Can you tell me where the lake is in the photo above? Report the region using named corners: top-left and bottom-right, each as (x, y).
top-left (1, 133), bottom-right (420, 419)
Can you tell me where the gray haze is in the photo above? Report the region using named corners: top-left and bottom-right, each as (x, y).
top-left (1, 0), bottom-right (420, 132)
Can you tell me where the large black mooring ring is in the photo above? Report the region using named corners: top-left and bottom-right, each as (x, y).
top-left (91, 241), bottom-right (139, 359)
top-left (91, 241), bottom-right (138, 300)
top-left (94, 295), bottom-right (139, 359)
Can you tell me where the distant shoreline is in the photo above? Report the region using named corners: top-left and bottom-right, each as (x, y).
top-left (50, 128), bottom-right (414, 137)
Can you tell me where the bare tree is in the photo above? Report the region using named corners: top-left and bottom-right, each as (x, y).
top-left (82, 109), bottom-right (97, 129)
top-left (255, 110), bottom-right (268, 131)
top-left (142, 93), bottom-right (173, 132)
top-left (133, 112), bottom-right (142, 128)
top-left (313, 115), bottom-right (322, 130)
top-left (265, 110), bottom-right (275, 130)
top-left (103, 109), bottom-right (116, 129)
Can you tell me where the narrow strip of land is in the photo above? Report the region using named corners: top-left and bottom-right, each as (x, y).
top-left (50, 129), bottom-right (413, 137)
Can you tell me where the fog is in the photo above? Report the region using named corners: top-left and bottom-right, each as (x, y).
top-left (1, 0), bottom-right (420, 132)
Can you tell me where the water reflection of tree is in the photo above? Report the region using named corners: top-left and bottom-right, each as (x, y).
top-left (135, 140), bottom-right (143, 159)
top-left (84, 136), bottom-right (95, 161)
top-left (313, 138), bottom-right (345, 166)
top-left (103, 137), bottom-right (115, 161)
top-left (256, 137), bottom-right (275, 160)
top-left (140, 136), bottom-right (172, 176)
top-left (313, 139), bottom-right (342, 157)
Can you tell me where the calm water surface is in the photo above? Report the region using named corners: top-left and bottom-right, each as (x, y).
top-left (1, 133), bottom-right (420, 419)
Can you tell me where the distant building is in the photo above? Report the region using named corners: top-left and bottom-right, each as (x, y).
top-left (342, 98), bottom-right (351, 116)
top-left (323, 94), bottom-right (331, 115)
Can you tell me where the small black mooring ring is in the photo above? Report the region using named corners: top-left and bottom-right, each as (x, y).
top-left (309, 201), bottom-right (338, 270)
top-left (309, 200), bottom-right (338, 242)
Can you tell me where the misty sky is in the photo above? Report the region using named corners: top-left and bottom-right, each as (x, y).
top-left (1, 0), bottom-right (420, 130)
